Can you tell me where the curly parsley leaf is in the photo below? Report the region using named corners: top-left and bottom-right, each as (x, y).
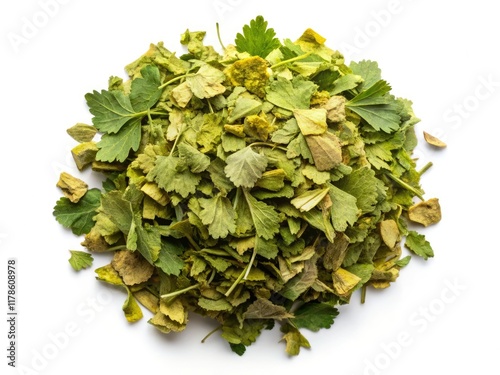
top-left (235, 15), bottom-right (281, 58)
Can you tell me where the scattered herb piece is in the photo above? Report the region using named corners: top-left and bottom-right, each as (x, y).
top-left (53, 16), bottom-right (442, 356)
top-left (423, 131), bottom-right (447, 148)
top-left (68, 250), bottom-right (93, 271)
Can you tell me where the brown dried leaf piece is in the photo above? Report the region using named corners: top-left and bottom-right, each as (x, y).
top-left (305, 132), bottom-right (343, 171)
top-left (322, 232), bottom-right (350, 271)
top-left (111, 250), bottom-right (155, 286)
top-left (423, 131), bottom-right (447, 148)
top-left (408, 198), bottom-right (442, 227)
top-left (323, 96), bottom-right (346, 123)
top-left (379, 219), bottom-right (400, 249)
top-left (56, 172), bottom-right (88, 203)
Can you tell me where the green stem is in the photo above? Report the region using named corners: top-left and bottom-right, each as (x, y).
top-left (161, 283), bottom-right (200, 299)
top-left (104, 244), bottom-right (128, 252)
top-left (158, 73), bottom-right (196, 89)
top-left (385, 172), bottom-right (424, 201)
top-left (243, 246), bottom-right (258, 280)
top-left (186, 234), bottom-right (201, 251)
top-left (225, 265), bottom-right (248, 297)
top-left (361, 285), bottom-right (367, 304)
top-left (216, 23), bottom-right (226, 52)
top-left (271, 51), bottom-right (313, 70)
top-left (201, 325), bottom-right (222, 343)
top-left (418, 162), bottom-right (433, 176)
top-left (249, 141), bottom-right (289, 153)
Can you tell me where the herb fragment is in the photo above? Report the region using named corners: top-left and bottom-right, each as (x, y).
top-left (68, 250), bottom-right (93, 271)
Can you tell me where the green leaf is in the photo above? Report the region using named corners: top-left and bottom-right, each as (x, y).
top-left (229, 343), bottom-right (246, 356)
top-left (155, 240), bottom-right (185, 276)
top-left (235, 15), bottom-right (281, 58)
top-left (329, 184), bottom-right (359, 232)
top-left (198, 297), bottom-right (233, 311)
top-left (293, 108), bottom-right (328, 136)
top-left (291, 302), bottom-right (339, 332)
top-left (330, 74), bottom-right (363, 96)
top-left (99, 190), bottom-right (133, 234)
top-left (243, 298), bottom-right (293, 320)
top-left (53, 188), bottom-right (101, 235)
top-left (177, 142), bottom-right (211, 173)
top-left (349, 60), bottom-right (382, 91)
top-left (199, 195), bottom-right (237, 239)
top-left (336, 167), bottom-right (386, 214)
top-left (395, 255), bottom-right (412, 267)
top-left (96, 118), bottom-right (142, 162)
top-left (123, 287), bottom-right (143, 322)
top-left (85, 89), bottom-right (138, 134)
top-left (271, 118), bottom-right (300, 144)
top-left (348, 80), bottom-right (392, 106)
top-left (224, 146), bottom-right (268, 188)
top-left (68, 250), bottom-right (93, 271)
top-left (266, 76), bottom-right (317, 111)
top-left (280, 257), bottom-right (318, 301)
top-left (280, 323), bottom-right (311, 356)
top-left (242, 189), bottom-right (280, 240)
top-left (347, 81), bottom-right (402, 133)
top-left (405, 231), bottom-right (434, 260)
top-left (186, 64), bottom-right (226, 99)
top-left (129, 65), bottom-right (162, 111)
top-left (222, 318), bottom-right (266, 346)
top-left (127, 216), bottom-right (161, 264)
top-left (148, 155), bottom-right (200, 198)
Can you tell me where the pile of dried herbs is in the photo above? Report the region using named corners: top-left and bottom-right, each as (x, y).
top-left (53, 16), bottom-right (442, 356)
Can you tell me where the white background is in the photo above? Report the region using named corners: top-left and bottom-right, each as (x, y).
top-left (1, 1), bottom-right (499, 374)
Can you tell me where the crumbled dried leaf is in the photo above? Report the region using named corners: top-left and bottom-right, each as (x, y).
top-left (423, 131), bottom-right (447, 148)
top-left (408, 198), bottom-right (442, 227)
top-left (67, 123), bottom-right (97, 143)
top-left (111, 250), bottom-right (155, 286)
top-left (379, 219), bottom-right (400, 249)
top-left (71, 142), bottom-right (98, 170)
top-left (332, 268), bottom-right (361, 297)
top-left (56, 172), bottom-right (88, 203)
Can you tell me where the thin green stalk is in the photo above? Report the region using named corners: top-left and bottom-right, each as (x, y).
top-left (361, 285), bottom-right (367, 304)
top-left (201, 325), bottom-right (222, 343)
top-left (249, 141), bottom-right (289, 153)
top-left (158, 73), bottom-right (196, 89)
top-left (216, 23), bottom-right (226, 52)
top-left (418, 162), bottom-right (433, 176)
top-left (243, 246), bottom-right (258, 280)
top-left (271, 51), bottom-right (313, 70)
top-left (385, 172), bottom-right (425, 201)
top-left (161, 283), bottom-right (200, 299)
top-left (225, 265), bottom-right (248, 297)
